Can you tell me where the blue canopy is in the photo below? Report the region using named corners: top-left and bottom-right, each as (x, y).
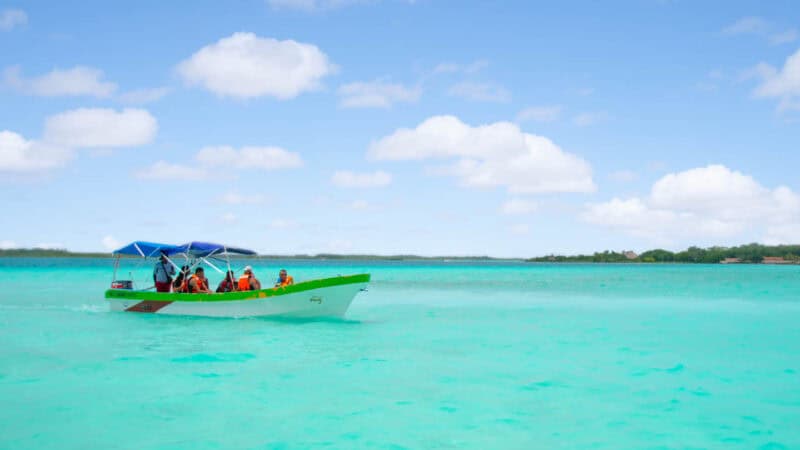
top-left (112, 241), bottom-right (183, 257)
top-left (112, 241), bottom-right (256, 258)
top-left (177, 241), bottom-right (257, 257)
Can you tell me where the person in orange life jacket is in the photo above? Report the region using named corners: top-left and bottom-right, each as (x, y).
top-left (153, 253), bottom-right (175, 292)
top-left (275, 269), bottom-right (294, 288)
top-left (216, 270), bottom-right (237, 293)
top-left (238, 266), bottom-right (261, 291)
top-left (187, 267), bottom-right (211, 294)
top-left (173, 265), bottom-right (190, 293)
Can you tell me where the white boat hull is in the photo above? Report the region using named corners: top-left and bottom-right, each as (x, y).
top-left (106, 274), bottom-right (369, 318)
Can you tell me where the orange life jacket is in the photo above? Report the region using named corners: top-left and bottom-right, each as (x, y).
top-left (238, 275), bottom-right (252, 291)
top-left (188, 274), bottom-right (207, 293)
top-left (277, 275), bottom-right (294, 287)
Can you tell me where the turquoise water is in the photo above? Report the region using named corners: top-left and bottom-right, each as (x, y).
top-left (1, 258), bottom-right (799, 449)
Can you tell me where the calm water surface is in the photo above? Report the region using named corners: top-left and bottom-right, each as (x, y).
top-left (0, 258), bottom-right (798, 449)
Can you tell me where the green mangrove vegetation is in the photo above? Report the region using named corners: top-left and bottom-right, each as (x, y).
top-left (527, 244), bottom-right (800, 264)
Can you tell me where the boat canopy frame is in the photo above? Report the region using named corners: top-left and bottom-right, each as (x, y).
top-left (110, 241), bottom-right (258, 289)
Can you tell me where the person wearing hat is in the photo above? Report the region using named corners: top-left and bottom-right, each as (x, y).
top-left (238, 265), bottom-right (261, 291)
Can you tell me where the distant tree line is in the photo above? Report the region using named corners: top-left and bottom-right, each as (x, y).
top-left (527, 244), bottom-right (800, 264)
top-left (0, 248), bottom-right (107, 258)
top-left (4, 244), bottom-right (800, 264)
top-left (0, 248), bottom-right (514, 261)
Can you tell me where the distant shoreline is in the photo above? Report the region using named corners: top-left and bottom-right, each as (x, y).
top-left (0, 249), bottom-right (522, 262)
top-left (2, 243), bottom-right (799, 264)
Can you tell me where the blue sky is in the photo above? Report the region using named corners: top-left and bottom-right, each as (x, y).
top-left (1, 0), bottom-right (799, 257)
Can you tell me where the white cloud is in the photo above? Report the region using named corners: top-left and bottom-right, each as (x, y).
top-left (269, 218), bottom-right (296, 229)
top-left (510, 224), bottom-right (530, 235)
top-left (770, 29), bottom-right (798, 45)
top-left (177, 32), bottom-right (334, 99)
top-left (722, 17), bottom-right (797, 46)
top-left (722, 16), bottom-right (768, 35)
top-left (0, 240), bottom-right (17, 249)
top-left (135, 161), bottom-right (210, 181)
top-left (573, 111), bottom-right (610, 126)
top-left (117, 87), bottom-right (171, 104)
top-left (501, 198), bottom-right (538, 215)
top-left (609, 170), bottom-right (638, 183)
top-left (584, 165), bottom-right (800, 244)
top-left (0, 130), bottom-right (73, 173)
top-left (0, 9), bottom-right (26, 31)
top-left (266, 0), bottom-right (368, 11)
top-left (137, 145), bottom-right (302, 181)
top-left (220, 212), bottom-right (238, 224)
top-left (649, 165), bottom-right (764, 217)
top-left (196, 146), bottom-right (303, 170)
top-left (517, 106), bottom-right (563, 123)
top-left (448, 81), bottom-right (510, 103)
top-left (1, 108), bottom-right (155, 175)
top-left (102, 235), bottom-right (121, 251)
top-left (331, 170), bottom-right (392, 188)
top-left (350, 199), bottom-right (370, 210)
top-left (44, 108), bottom-right (157, 148)
top-left (433, 62), bottom-right (460, 74)
top-left (433, 60), bottom-right (488, 74)
top-left (337, 80), bottom-right (420, 108)
top-left (752, 48), bottom-right (800, 109)
top-left (3, 65), bottom-right (117, 97)
top-left (764, 223), bottom-right (800, 245)
top-left (326, 239), bottom-right (353, 252)
top-left (369, 116), bottom-right (595, 195)
top-left (217, 191), bottom-right (265, 205)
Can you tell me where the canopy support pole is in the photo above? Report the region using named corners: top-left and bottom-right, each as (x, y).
top-left (162, 254), bottom-right (181, 272)
top-left (223, 246), bottom-right (232, 277)
top-left (201, 257), bottom-right (224, 274)
top-left (112, 255), bottom-right (120, 282)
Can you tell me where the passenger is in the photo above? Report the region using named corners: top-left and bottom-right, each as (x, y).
top-left (237, 266), bottom-right (261, 291)
top-left (216, 270), bottom-right (237, 293)
top-left (153, 253), bottom-right (175, 293)
top-left (187, 267), bottom-right (211, 294)
top-left (173, 265), bottom-right (190, 293)
top-left (274, 269), bottom-right (294, 288)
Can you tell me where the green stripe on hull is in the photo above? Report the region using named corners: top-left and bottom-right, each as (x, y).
top-left (105, 273), bottom-right (370, 303)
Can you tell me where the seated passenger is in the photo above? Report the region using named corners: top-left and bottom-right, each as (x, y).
top-left (173, 265), bottom-right (190, 293)
top-left (274, 269), bottom-right (294, 288)
top-left (187, 267), bottom-right (211, 294)
top-left (216, 270), bottom-right (237, 293)
top-left (238, 266), bottom-right (261, 291)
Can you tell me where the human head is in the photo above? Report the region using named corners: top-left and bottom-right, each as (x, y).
top-left (244, 265), bottom-right (253, 274)
top-left (195, 267), bottom-right (204, 275)
top-left (181, 265), bottom-right (190, 273)
top-left (160, 253), bottom-right (167, 262)
top-left (279, 269), bottom-right (287, 280)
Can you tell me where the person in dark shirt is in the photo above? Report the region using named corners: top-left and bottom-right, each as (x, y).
top-left (173, 265), bottom-right (190, 292)
top-left (216, 270), bottom-right (237, 293)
